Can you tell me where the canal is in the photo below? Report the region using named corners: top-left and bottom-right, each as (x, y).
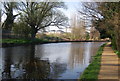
top-left (0, 42), bottom-right (105, 80)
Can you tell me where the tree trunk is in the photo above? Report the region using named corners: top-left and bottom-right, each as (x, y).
top-left (31, 27), bottom-right (38, 40)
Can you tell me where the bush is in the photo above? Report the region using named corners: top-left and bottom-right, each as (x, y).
top-left (114, 50), bottom-right (120, 58)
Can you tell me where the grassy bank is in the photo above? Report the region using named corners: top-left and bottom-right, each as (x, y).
top-left (0, 38), bottom-right (50, 47)
top-left (114, 50), bottom-right (120, 58)
top-left (1, 38), bottom-right (48, 44)
top-left (1, 38), bottom-right (107, 48)
top-left (111, 43), bottom-right (120, 58)
top-left (79, 44), bottom-right (106, 81)
top-left (111, 41), bottom-right (120, 58)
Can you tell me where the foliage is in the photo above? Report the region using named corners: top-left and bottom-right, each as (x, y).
top-left (114, 50), bottom-right (120, 58)
top-left (86, 32), bottom-right (90, 40)
top-left (80, 2), bottom-right (120, 51)
top-left (13, 21), bottom-right (31, 38)
top-left (79, 44), bottom-right (105, 81)
top-left (112, 42), bottom-right (120, 58)
top-left (97, 2), bottom-right (120, 51)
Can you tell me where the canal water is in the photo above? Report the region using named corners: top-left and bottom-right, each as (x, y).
top-left (0, 42), bottom-right (105, 80)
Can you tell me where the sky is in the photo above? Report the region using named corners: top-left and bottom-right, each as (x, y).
top-left (63, 2), bottom-right (81, 19)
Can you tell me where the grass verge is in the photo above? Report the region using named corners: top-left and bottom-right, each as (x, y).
top-left (79, 44), bottom-right (106, 81)
top-left (1, 38), bottom-right (49, 44)
top-left (111, 43), bottom-right (120, 58)
top-left (114, 50), bottom-right (120, 58)
top-left (0, 38), bottom-right (50, 47)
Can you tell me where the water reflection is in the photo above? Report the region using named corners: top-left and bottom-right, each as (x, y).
top-left (68, 42), bottom-right (103, 69)
top-left (2, 45), bottom-right (50, 79)
top-left (69, 43), bottom-right (85, 69)
top-left (49, 59), bottom-right (67, 78)
top-left (0, 48), bottom-right (2, 81)
top-left (1, 42), bottom-right (105, 80)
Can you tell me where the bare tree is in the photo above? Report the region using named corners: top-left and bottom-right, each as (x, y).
top-left (89, 27), bottom-right (100, 40)
top-left (71, 14), bottom-right (86, 40)
top-left (18, 1), bottom-right (68, 39)
top-left (2, 2), bottom-right (19, 31)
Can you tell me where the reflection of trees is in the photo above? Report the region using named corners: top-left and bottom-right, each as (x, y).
top-left (89, 42), bottom-right (103, 57)
top-left (89, 42), bottom-right (103, 62)
top-left (0, 48), bottom-right (2, 80)
top-left (68, 42), bottom-right (103, 69)
top-left (83, 42), bottom-right (104, 64)
top-left (68, 43), bottom-right (85, 69)
top-left (2, 45), bottom-right (51, 80)
top-left (49, 59), bottom-right (67, 79)
top-left (23, 45), bottom-right (50, 79)
top-left (2, 48), bottom-right (13, 79)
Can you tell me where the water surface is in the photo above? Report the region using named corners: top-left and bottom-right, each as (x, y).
top-left (0, 42), bottom-right (105, 80)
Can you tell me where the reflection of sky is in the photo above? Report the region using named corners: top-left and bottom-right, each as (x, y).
top-left (35, 43), bottom-right (71, 63)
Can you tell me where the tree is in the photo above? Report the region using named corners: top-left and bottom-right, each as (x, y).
top-left (18, 1), bottom-right (68, 39)
top-left (2, 2), bottom-right (19, 31)
top-left (89, 27), bottom-right (100, 40)
top-left (93, 2), bottom-right (119, 50)
top-left (71, 14), bottom-right (86, 40)
top-left (79, 2), bottom-right (120, 51)
top-left (13, 18), bottom-right (31, 38)
top-left (0, 3), bottom-right (1, 26)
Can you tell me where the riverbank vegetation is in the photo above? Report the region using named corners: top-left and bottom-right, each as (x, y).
top-left (79, 44), bottom-right (105, 81)
top-left (78, 2), bottom-right (120, 58)
top-left (1, 38), bottom-right (48, 44)
top-left (1, 38), bottom-right (49, 47)
top-left (1, 1), bottom-right (68, 39)
top-left (1, 1), bottom-right (110, 44)
top-left (114, 50), bottom-right (120, 58)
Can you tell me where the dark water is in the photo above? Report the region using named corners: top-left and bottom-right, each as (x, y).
top-left (0, 42), bottom-right (105, 80)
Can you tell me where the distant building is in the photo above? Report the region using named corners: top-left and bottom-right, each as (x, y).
top-left (43, 27), bottom-right (72, 35)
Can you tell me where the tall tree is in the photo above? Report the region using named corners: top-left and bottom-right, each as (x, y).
top-left (79, 2), bottom-right (120, 51)
top-left (71, 14), bottom-right (86, 40)
top-left (19, 1), bottom-right (68, 39)
top-left (94, 2), bottom-right (119, 50)
top-left (0, 7), bottom-right (2, 29)
top-left (2, 2), bottom-right (19, 31)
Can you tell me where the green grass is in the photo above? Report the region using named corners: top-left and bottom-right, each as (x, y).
top-left (0, 38), bottom-right (49, 44)
top-left (114, 50), bottom-right (120, 58)
top-left (79, 44), bottom-right (106, 81)
top-left (111, 43), bottom-right (120, 58)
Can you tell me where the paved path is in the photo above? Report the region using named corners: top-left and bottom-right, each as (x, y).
top-left (98, 42), bottom-right (120, 81)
